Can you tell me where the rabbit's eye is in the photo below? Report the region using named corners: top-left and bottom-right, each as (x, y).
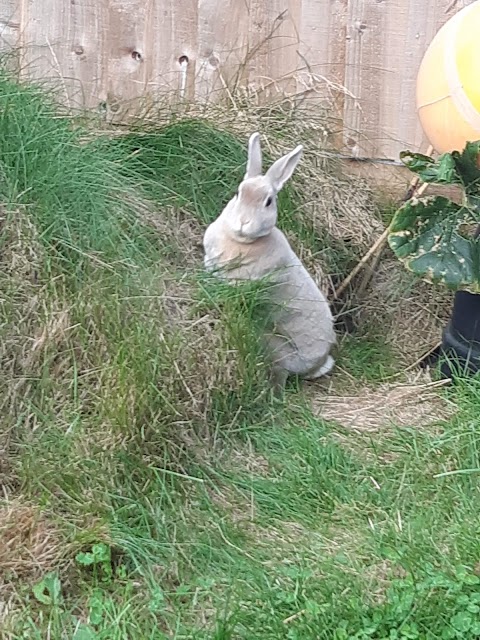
top-left (265, 197), bottom-right (272, 207)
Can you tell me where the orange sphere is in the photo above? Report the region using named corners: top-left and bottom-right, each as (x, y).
top-left (417, 1), bottom-right (480, 154)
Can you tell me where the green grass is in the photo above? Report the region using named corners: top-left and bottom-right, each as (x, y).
top-left (336, 333), bottom-right (397, 383)
top-left (2, 69), bottom-right (480, 640)
top-left (9, 385), bottom-right (480, 639)
top-left (0, 75), bottom-right (159, 279)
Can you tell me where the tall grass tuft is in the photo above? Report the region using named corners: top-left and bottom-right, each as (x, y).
top-left (0, 70), bottom-right (275, 494)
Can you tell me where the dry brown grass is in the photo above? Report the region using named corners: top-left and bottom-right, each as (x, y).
top-left (311, 372), bottom-right (453, 434)
top-left (0, 499), bottom-right (65, 584)
top-left (366, 258), bottom-right (454, 365)
top-left (0, 209), bottom-right (48, 454)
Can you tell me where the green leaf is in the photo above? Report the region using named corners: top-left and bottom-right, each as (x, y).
top-left (91, 543), bottom-right (111, 563)
top-left (471, 621), bottom-right (480, 634)
top-left (469, 592), bottom-right (480, 603)
top-left (451, 141), bottom-right (480, 192)
top-left (388, 196), bottom-right (480, 291)
top-left (88, 590), bottom-right (105, 626)
top-left (73, 625), bottom-right (98, 640)
top-left (400, 142), bottom-right (480, 190)
top-left (76, 551), bottom-right (95, 566)
top-left (400, 622), bottom-right (420, 639)
top-left (451, 611), bottom-right (472, 632)
top-left (32, 572), bottom-right (62, 605)
top-left (400, 151), bottom-right (460, 185)
top-left (76, 543), bottom-right (111, 567)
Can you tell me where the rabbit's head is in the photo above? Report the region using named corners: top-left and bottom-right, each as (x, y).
top-left (223, 133), bottom-right (303, 243)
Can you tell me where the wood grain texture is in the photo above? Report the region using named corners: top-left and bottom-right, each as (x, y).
top-left (195, 0), bottom-right (249, 101)
top-left (20, 0), bottom-right (108, 110)
top-left (298, 0), bottom-right (347, 92)
top-left (150, 0), bottom-right (198, 102)
top-left (246, 0), bottom-right (300, 99)
top-left (106, 0), bottom-right (153, 119)
top-left (0, 0), bottom-right (20, 52)
top-left (0, 0), bottom-right (475, 158)
top-left (343, 0), bottom-right (478, 159)
top-left (298, 0), bottom-right (347, 147)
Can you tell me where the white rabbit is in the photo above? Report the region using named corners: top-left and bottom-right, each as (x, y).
top-left (203, 132), bottom-right (336, 389)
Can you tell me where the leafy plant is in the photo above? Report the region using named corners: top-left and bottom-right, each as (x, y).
top-left (88, 588), bottom-right (107, 626)
top-left (75, 543), bottom-right (113, 581)
top-left (73, 624), bottom-right (98, 640)
top-left (336, 565), bottom-right (480, 639)
top-left (32, 572), bottom-right (62, 606)
top-left (388, 141), bottom-right (480, 291)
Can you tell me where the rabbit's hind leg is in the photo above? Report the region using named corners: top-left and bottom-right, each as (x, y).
top-left (268, 366), bottom-right (288, 397)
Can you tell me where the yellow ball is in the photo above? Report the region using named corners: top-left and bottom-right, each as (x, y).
top-left (417, 1), bottom-right (480, 155)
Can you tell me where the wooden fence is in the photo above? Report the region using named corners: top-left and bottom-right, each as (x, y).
top-left (0, 0), bottom-right (475, 160)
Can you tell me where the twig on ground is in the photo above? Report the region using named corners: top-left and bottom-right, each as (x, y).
top-left (283, 609), bottom-right (306, 624)
top-left (404, 341), bottom-right (442, 372)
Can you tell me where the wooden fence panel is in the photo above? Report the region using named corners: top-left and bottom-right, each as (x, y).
top-left (0, 0), bottom-right (20, 53)
top-left (107, 0), bottom-right (153, 114)
top-left (0, 0), bottom-right (477, 159)
top-left (194, 0), bottom-right (249, 101)
top-left (150, 0), bottom-right (198, 103)
top-left (298, 0), bottom-right (347, 99)
top-left (19, 0), bottom-right (108, 110)
top-left (343, 0), bottom-right (477, 158)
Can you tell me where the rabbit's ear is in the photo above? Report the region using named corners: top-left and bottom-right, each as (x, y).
top-left (266, 145), bottom-right (303, 192)
top-left (245, 132), bottom-right (262, 178)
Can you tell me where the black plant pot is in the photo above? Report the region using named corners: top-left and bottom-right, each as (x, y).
top-left (438, 290), bottom-right (480, 377)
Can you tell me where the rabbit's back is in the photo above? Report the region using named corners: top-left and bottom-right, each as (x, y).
top-left (267, 262), bottom-right (335, 377)
top-left (204, 220), bottom-right (335, 378)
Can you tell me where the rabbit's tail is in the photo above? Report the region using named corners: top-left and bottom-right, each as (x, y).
top-left (303, 355), bottom-right (335, 380)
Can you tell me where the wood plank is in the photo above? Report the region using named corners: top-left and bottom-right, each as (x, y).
top-left (149, 0), bottom-right (198, 103)
top-left (377, 0), bottom-right (474, 159)
top-left (0, 0), bottom-right (20, 53)
top-left (298, 0), bottom-right (347, 88)
top-left (298, 0), bottom-right (347, 146)
top-left (266, 0), bottom-right (301, 97)
top-left (106, 0), bottom-right (153, 119)
top-left (21, 0), bottom-right (108, 111)
top-left (343, 0), bottom-right (391, 158)
top-left (344, 160), bottom-right (463, 204)
top-left (343, 0), bottom-right (477, 160)
top-left (374, 0), bottom-right (435, 159)
top-left (195, 0), bottom-right (249, 102)
top-left (246, 0), bottom-right (300, 99)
